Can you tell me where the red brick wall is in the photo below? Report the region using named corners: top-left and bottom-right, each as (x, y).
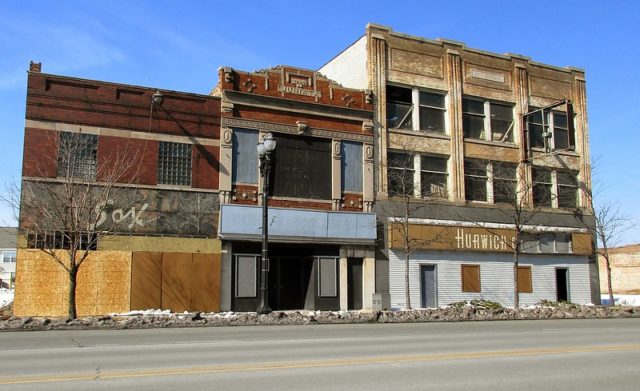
top-left (192, 145), bottom-right (219, 190)
top-left (22, 128), bottom-right (58, 178)
top-left (97, 136), bottom-right (158, 185)
top-left (26, 72), bottom-right (221, 139)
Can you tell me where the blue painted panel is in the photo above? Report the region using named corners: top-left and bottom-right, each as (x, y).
top-left (219, 204), bottom-right (376, 242)
top-left (341, 141), bottom-right (363, 192)
top-left (232, 129), bottom-right (258, 184)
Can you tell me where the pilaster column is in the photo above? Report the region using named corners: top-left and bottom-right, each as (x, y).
top-left (332, 140), bottom-right (342, 210)
top-left (514, 63), bottom-right (533, 205)
top-left (369, 33), bottom-right (388, 196)
top-left (446, 50), bottom-right (464, 202)
top-left (219, 127), bottom-right (233, 204)
top-left (573, 76), bottom-right (592, 211)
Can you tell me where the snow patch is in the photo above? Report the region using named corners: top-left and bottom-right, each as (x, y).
top-left (0, 288), bottom-right (13, 307)
top-left (601, 294), bottom-right (640, 306)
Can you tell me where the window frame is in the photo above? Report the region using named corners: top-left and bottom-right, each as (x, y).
top-left (527, 107), bottom-right (575, 152)
top-left (387, 151), bottom-right (415, 197)
top-left (234, 254), bottom-right (258, 298)
top-left (464, 159), bottom-right (489, 202)
top-left (461, 264), bottom-right (481, 293)
top-left (158, 141), bottom-right (192, 186)
top-left (420, 155), bottom-right (449, 199)
top-left (386, 84), bottom-right (447, 134)
top-left (2, 250), bottom-right (16, 263)
top-left (57, 132), bottom-right (98, 181)
top-left (317, 257), bottom-right (339, 298)
top-left (532, 168), bottom-right (553, 207)
top-left (462, 97), bottom-right (515, 143)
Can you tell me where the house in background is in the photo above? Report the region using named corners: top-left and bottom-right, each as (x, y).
top-left (599, 244), bottom-right (640, 295)
top-left (321, 24), bottom-right (598, 307)
top-left (0, 227), bottom-right (17, 289)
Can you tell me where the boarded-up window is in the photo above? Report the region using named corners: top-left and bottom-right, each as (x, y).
top-left (341, 141), bottom-right (363, 192)
top-left (272, 134), bottom-right (331, 199)
top-left (232, 129), bottom-right (259, 184)
top-left (318, 257), bottom-right (338, 297)
top-left (518, 266), bottom-right (533, 293)
top-left (235, 255), bottom-right (257, 298)
top-left (461, 264), bottom-right (481, 293)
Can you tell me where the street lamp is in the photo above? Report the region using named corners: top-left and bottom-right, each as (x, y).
top-left (257, 132), bottom-right (276, 314)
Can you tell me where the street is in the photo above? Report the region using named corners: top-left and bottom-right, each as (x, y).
top-left (0, 318), bottom-right (639, 390)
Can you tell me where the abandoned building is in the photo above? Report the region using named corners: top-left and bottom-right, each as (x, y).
top-left (320, 24), bottom-right (597, 308)
top-left (14, 24), bottom-right (598, 316)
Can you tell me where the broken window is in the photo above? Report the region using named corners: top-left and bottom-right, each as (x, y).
top-left (462, 98), bottom-right (514, 143)
top-left (386, 85), bottom-right (413, 130)
top-left (527, 107), bottom-right (575, 151)
top-left (462, 98), bottom-right (485, 139)
top-left (490, 103), bottom-right (515, 142)
top-left (386, 85), bottom-right (446, 133)
top-left (557, 171), bottom-right (578, 208)
top-left (418, 91), bottom-right (446, 133)
top-left (532, 168), bottom-right (553, 207)
top-left (158, 141), bottom-right (192, 186)
top-left (387, 151), bottom-right (414, 196)
top-left (464, 159), bottom-right (488, 202)
top-left (420, 155), bottom-right (448, 198)
top-left (493, 162), bottom-right (518, 204)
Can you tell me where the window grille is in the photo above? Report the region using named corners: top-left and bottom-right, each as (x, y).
top-left (158, 142), bottom-right (192, 186)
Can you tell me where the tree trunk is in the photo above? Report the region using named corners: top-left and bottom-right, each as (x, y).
top-left (604, 253), bottom-right (615, 306)
top-left (513, 250), bottom-right (520, 309)
top-left (404, 250), bottom-right (411, 310)
top-left (68, 265), bottom-right (78, 319)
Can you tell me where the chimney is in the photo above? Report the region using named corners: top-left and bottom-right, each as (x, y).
top-left (29, 61), bottom-right (42, 73)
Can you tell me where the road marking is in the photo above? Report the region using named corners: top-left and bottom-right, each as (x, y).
top-left (1, 344), bottom-right (639, 385)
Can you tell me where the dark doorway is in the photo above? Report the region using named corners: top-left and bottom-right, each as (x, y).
top-left (269, 257), bottom-right (313, 310)
top-left (348, 258), bottom-right (363, 310)
top-left (556, 268), bottom-right (569, 302)
top-left (420, 265), bottom-right (437, 308)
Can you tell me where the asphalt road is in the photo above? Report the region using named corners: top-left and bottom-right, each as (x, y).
top-left (0, 318), bottom-right (639, 390)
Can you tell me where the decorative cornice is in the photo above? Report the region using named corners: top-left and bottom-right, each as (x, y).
top-left (221, 117), bottom-right (373, 143)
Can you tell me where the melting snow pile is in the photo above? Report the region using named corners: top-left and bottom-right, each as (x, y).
top-left (0, 288), bottom-right (14, 307)
top-left (601, 294), bottom-right (640, 306)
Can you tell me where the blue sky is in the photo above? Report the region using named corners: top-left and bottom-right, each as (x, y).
top-left (1, 0), bottom-right (638, 245)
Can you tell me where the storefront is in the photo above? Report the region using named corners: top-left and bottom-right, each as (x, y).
top-left (387, 222), bottom-right (594, 308)
top-left (218, 204), bottom-right (377, 312)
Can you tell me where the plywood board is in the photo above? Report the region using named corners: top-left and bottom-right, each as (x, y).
top-left (191, 253), bottom-right (221, 312)
top-left (130, 252), bottom-right (162, 310)
top-left (162, 252), bottom-right (192, 313)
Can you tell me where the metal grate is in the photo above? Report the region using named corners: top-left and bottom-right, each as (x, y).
top-left (158, 142), bottom-right (192, 186)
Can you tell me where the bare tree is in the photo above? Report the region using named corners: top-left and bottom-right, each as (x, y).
top-left (593, 201), bottom-right (632, 305)
top-left (4, 131), bottom-right (140, 318)
top-left (383, 149), bottom-right (447, 309)
top-left (461, 159), bottom-right (554, 308)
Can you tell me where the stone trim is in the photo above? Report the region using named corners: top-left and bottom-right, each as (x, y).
top-left (221, 117), bottom-right (373, 143)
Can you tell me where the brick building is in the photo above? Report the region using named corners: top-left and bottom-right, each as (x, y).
top-left (599, 244), bottom-right (640, 295)
top-left (15, 62), bottom-right (222, 316)
top-left (321, 24), bottom-right (598, 307)
top-left (214, 66), bottom-right (376, 311)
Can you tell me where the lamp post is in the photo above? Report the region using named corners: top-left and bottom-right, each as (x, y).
top-left (256, 133), bottom-right (276, 314)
